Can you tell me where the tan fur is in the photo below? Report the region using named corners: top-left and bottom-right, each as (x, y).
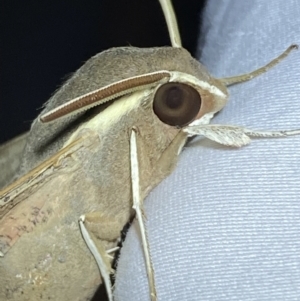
top-left (16, 47), bottom-right (227, 179)
top-left (0, 133), bottom-right (28, 188)
top-left (0, 47), bottom-right (228, 300)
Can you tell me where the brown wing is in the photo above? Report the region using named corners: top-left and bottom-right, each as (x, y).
top-left (0, 132), bottom-right (28, 189)
top-left (0, 137), bottom-right (83, 220)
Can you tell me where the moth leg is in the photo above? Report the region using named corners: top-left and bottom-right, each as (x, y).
top-left (79, 215), bottom-right (114, 301)
top-left (158, 0), bottom-right (182, 48)
top-left (106, 246), bottom-right (120, 256)
top-left (184, 124), bottom-right (300, 147)
top-left (220, 44), bottom-right (298, 86)
top-left (130, 129), bottom-right (157, 301)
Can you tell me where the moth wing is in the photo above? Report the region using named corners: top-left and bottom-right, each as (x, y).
top-left (0, 132), bottom-right (28, 188)
top-left (0, 130), bottom-right (106, 300)
top-left (0, 136), bottom-right (85, 219)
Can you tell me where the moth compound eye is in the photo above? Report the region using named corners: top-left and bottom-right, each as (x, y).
top-left (153, 82), bottom-right (201, 127)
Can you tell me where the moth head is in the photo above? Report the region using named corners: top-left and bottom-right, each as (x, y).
top-left (39, 50), bottom-right (229, 128)
top-left (152, 70), bottom-right (228, 129)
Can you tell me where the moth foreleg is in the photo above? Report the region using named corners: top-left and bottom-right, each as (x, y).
top-left (219, 44), bottom-right (298, 86)
top-left (130, 129), bottom-right (157, 301)
top-left (79, 215), bottom-right (114, 301)
top-left (184, 124), bottom-right (300, 147)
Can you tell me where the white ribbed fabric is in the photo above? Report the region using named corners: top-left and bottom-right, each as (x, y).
top-left (114, 1), bottom-right (300, 300)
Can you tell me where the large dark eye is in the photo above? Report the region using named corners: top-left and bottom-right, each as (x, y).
top-left (153, 82), bottom-right (201, 127)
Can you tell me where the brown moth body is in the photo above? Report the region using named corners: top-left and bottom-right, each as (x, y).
top-left (1, 0), bottom-right (298, 299)
top-left (13, 47), bottom-right (227, 182)
top-left (0, 46), bottom-right (228, 300)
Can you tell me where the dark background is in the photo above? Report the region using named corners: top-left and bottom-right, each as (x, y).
top-left (0, 0), bottom-right (206, 145)
top-left (0, 0), bottom-right (206, 299)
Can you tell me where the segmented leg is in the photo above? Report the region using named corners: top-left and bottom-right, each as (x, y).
top-left (79, 215), bottom-right (113, 301)
top-left (220, 45), bottom-right (298, 86)
top-left (130, 129), bottom-right (157, 301)
top-left (184, 124), bottom-right (300, 147)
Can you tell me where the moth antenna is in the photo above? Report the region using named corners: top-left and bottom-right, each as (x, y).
top-left (40, 71), bottom-right (170, 123)
top-left (219, 44), bottom-right (298, 86)
top-left (158, 0), bottom-right (182, 48)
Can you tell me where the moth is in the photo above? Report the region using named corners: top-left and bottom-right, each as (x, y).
top-left (0, 0), bottom-right (299, 300)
